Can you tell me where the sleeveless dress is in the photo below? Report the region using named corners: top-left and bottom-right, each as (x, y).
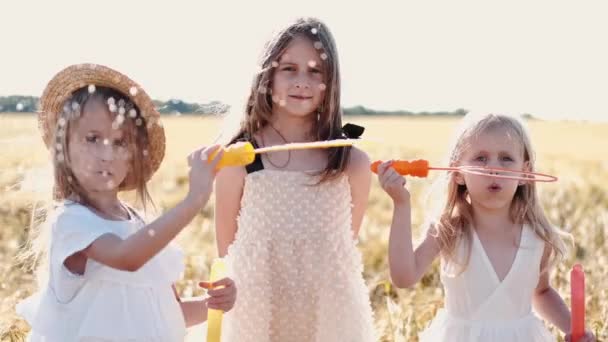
top-left (16, 201), bottom-right (186, 341)
top-left (419, 224), bottom-right (555, 341)
top-left (221, 147), bottom-right (377, 342)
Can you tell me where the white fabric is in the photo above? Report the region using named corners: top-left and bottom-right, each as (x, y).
top-left (16, 201), bottom-right (186, 341)
top-left (222, 170), bottom-right (377, 342)
top-left (419, 224), bottom-right (555, 341)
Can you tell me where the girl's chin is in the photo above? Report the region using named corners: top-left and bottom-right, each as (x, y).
top-left (85, 182), bottom-right (122, 193)
top-left (280, 106), bottom-right (318, 118)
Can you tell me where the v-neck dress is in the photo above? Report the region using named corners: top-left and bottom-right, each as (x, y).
top-left (419, 224), bottom-right (555, 341)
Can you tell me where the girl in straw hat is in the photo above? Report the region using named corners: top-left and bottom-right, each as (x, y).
top-left (215, 18), bottom-right (376, 341)
top-left (16, 64), bottom-right (236, 341)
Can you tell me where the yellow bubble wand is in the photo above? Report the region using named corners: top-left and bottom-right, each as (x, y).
top-left (209, 139), bottom-right (358, 169)
top-left (206, 259), bottom-right (227, 342)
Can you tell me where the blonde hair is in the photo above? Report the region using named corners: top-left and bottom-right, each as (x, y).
top-left (430, 112), bottom-right (568, 273)
top-left (229, 17), bottom-right (350, 182)
top-left (20, 86), bottom-right (154, 284)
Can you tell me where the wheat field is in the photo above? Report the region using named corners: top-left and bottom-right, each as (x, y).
top-left (1, 114), bottom-right (607, 341)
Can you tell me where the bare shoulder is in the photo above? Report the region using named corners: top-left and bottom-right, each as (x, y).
top-left (216, 165), bottom-right (247, 188)
top-left (345, 146), bottom-right (371, 175)
top-left (216, 165), bottom-right (247, 206)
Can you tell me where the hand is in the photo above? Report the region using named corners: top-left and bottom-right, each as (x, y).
top-left (565, 330), bottom-right (596, 342)
top-left (378, 160), bottom-right (410, 205)
top-left (186, 145), bottom-right (224, 206)
top-left (199, 277), bottom-right (237, 312)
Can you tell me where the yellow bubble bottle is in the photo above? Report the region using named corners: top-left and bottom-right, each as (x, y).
top-left (208, 141), bottom-right (255, 169)
top-left (206, 259), bottom-right (227, 342)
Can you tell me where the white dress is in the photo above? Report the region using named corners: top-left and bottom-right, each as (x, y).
top-left (419, 224), bottom-right (555, 341)
top-left (222, 170), bottom-right (377, 342)
top-left (16, 201), bottom-right (186, 342)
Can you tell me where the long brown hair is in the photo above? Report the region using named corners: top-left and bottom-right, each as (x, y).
top-left (229, 17), bottom-right (350, 182)
top-left (430, 113), bottom-right (568, 273)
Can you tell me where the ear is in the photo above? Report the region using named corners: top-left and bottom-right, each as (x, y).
top-left (454, 171), bottom-right (466, 185)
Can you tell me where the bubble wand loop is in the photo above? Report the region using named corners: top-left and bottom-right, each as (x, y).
top-left (370, 160), bottom-right (558, 182)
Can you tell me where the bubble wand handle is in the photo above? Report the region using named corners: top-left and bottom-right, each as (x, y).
top-left (571, 264), bottom-right (585, 342)
top-left (206, 259), bottom-right (227, 342)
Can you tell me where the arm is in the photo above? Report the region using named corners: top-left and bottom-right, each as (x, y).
top-left (175, 282), bottom-right (208, 327)
top-left (83, 146), bottom-right (223, 272)
top-left (180, 297), bottom-right (210, 327)
top-left (532, 244), bottom-right (571, 333)
top-left (84, 198), bottom-right (203, 272)
top-left (378, 161), bottom-right (440, 288)
top-left (388, 206), bottom-right (440, 288)
top-left (346, 147), bottom-right (372, 238)
top-left (215, 166), bottom-right (246, 257)
top-left (177, 278), bottom-right (237, 327)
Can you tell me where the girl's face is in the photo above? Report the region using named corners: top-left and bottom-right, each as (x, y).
top-left (456, 127), bottom-right (528, 212)
top-left (67, 99), bottom-right (132, 194)
top-left (271, 36), bottom-right (326, 118)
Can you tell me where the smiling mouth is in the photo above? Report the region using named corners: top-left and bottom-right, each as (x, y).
top-left (289, 95), bottom-right (313, 100)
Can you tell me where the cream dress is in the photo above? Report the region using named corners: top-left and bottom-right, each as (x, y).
top-left (222, 169), bottom-right (377, 342)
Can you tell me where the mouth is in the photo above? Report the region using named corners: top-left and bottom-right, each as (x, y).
top-left (98, 170), bottom-right (114, 177)
top-left (288, 95), bottom-right (313, 100)
top-left (487, 182), bottom-right (502, 192)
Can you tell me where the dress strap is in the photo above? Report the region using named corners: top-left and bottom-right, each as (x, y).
top-left (233, 132), bottom-right (264, 174)
top-left (246, 139), bottom-right (264, 174)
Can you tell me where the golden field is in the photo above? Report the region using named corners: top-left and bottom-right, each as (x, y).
top-left (1, 114), bottom-right (607, 341)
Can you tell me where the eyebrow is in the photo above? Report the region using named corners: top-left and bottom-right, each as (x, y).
top-left (473, 150), bottom-right (516, 156)
top-left (278, 61), bottom-right (322, 67)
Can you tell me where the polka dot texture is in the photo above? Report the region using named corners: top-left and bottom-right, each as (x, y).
top-left (223, 170), bottom-right (376, 342)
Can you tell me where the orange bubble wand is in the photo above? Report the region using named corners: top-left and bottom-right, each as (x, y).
top-left (571, 264), bottom-right (585, 342)
top-left (370, 159), bottom-right (558, 182)
top-left (205, 141), bottom-right (557, 182)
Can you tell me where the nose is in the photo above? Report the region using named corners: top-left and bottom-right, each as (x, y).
top-left (98, 141), bottom-right (115, 162)
top-left (294, 74), bottom-right (311, 89)
top-left (485, 159), bottom-right (503, 175)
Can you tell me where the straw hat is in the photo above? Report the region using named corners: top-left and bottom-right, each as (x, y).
top-left (38, 63), bottom-right (165, 190)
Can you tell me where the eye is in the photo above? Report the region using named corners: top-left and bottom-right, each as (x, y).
top-left (501, 156), bottom-right (514, 162)
top-left (474, 155), bottom-right (487, 162)
top-left (114, 139), bottom-right (128, 148)
top-left (310, 68), bottom-right (321, 74)
top-left (281, 66), bottom-right (296, 72)
top-left (85, 135), bottom-right (99, 143)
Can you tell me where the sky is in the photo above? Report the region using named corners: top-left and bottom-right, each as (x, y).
top-left (1, 0), bottom-right (607, 121)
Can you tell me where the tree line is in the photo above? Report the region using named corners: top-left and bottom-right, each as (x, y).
top-left (1, 95), bottom-right (499, 118)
